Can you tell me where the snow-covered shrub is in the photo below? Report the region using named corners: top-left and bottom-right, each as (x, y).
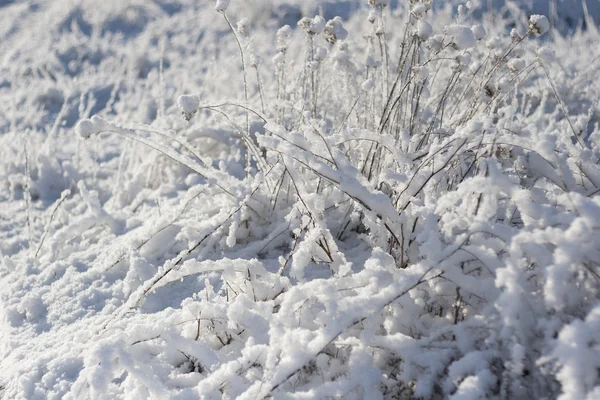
top-left (1, 0), bottom-right (600, 399)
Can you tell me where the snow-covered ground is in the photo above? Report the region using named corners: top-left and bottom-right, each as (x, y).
top-left (1, 0), bottom-right (600, 399)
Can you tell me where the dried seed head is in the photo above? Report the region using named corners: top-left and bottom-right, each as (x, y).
top-left (250, 53), bottom-right (262, 68)
top-left (427, 34), bottom-right (444, 51)
top-left (236, 18), bottom-right (250, 37)
top-left (529, 14), bottom-right (550, 36)
top-left (315, 46), bottom-right (328, 62)
top-left (324, 17), bottom-right (348, 44)
top-left (368, 0), bottom-right (390, 9)
top-left (484, 83), bottom-right (495, 99)
top-left (367, 9), bottom-right (377, 24)
top-left (272, 52), bottom-right (285, 67)
top-left (454, 51), bottom-right (472, 71)
top-left (508, 58), bottom-right (526, 73)
top-left (215, 0), bottom-right (230, 13)
top-left (416, 20), bottom-right (433, 41)
top-left (510, 28), bottom-right (522, 41)
top-left (177, 95), bottom-right (201, 121)
top-left (299, 16), bottom-right (326, 35)
top-left (276, 25), bottom-right (292, 53)
top-left (471, 24), bottom-right (486, 41)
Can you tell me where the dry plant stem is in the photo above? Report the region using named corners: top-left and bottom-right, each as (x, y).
top-left (460, 35), bottom-right (529, 124)
top-left (131, 163), bottom-right (278, 308)
top-left (205, 107), bottom-right (270, 179)
top-left (124, 123), bottom-right (207, 165)
top-left (266, 266), bottom-right (442, 395)
top-left (105, 187), bottom-right (209, 271)
top-left (377, 7), bottom-right (389, 99)
top-left (337, 92), bottom-right (364, 134)
top-left (283, 103), bottom-right (339, 168)
top-left (310, 36), bottom-right (318, 119)
top-left (480, 61), bottom-right (538, 116)
top-left (95, 123), bottom-right (237, 198)
top-left (538, 59), bottom-right (584, 147)
top-left (255, 66), bottom-right (266, 114)
top-left (222, 12), bottom-right (252, 176)
top-left (23, 140), bottom-right (33, 254)
top-left (35, 190), bottom-right (71, 258)
top-left (270, 147), bottom-right (402, 247)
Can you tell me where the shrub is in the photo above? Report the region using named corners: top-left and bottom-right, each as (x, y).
top-left (2, 0), bottom-right (600, 398)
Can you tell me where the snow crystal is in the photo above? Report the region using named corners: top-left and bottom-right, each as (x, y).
top-left (237, 18), bottom-right (250, 37)
top-left (249, 53), bottom-right (262, 67)
top-left (368, 0), bottom-right (390, 8)
top-left (311, 16), bottom-right (326, 34)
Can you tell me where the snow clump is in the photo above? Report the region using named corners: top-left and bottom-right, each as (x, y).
top-left (471, 24), bottom-right (486, 40)
top-left (298, 15), bottom-right (326, 35)
top-left (416, 20), bottom-right (433, 40)
top-left (75, 115), bottom-right (107, 139)
top-left (177, 94), bottom-right (201, 121)
top-left (445, 24), bottom-right (477, 49)
top-left (529, 14), bottom-right (550, 36)
top-left (324, 17), bottom-right (348, 44)
top-left (215, 0), bottom-right (230, 12)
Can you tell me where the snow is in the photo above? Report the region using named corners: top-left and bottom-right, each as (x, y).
top-left (537, 46), bottom-right (556, 62)
top-left (529, 14), bottom-right (550, 36)
top-left (214, 0), bottom-right (230, 13)
top-left (75, 116), bottom-right (108, 139)
top-left (1, 0), bottom-right (600, 399)
top-left (471, 24), bottom-right (486, 41)
top-left (416, 20), bottom-right (433, 41)
top-left (445, 24), bottom-right (477, 49)
top-left (324, 16), bottom-right (348, 43)
top-left (361, 78), bottom-right (375, 92)
top-left (177, 95), bottom-right (201, 121)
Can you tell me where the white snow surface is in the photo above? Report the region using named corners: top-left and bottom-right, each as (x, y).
top-left (1, 0), bottom-right (600, 399)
